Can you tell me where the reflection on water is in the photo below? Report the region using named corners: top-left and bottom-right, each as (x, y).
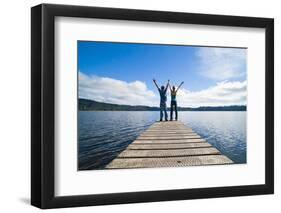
top-left (79, 111), bottom-right (246, 170)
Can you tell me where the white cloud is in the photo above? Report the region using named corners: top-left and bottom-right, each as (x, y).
top-left (79, 72), bottom-right (158, 106)
top-left (176, 81), bottom-right (247, 107)
top-left (196, 47), bottom-right (247, 80)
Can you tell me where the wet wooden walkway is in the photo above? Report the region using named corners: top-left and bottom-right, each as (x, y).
top-left (105, 121), bottom-right (233, 169)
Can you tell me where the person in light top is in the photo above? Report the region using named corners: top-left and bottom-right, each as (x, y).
top-left (169, 81), bottom-right (184, 121)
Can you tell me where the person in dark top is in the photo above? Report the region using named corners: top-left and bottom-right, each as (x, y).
top-left (153, 79), bottom-right (169, 121)
top-left (169, 81), bottom-right (184, 121)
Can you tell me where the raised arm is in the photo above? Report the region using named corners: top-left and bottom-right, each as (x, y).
top-left (168, 83), bottom-right (172, 92)
top-left (165, 80), bottom-right (170, 92)
top-left (153, 79), bottom-right (160, 90)
top-left (176, 81), bottom-right (184, 92)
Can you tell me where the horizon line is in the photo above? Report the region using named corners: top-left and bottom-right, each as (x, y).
top-left (79, 98), bottom-right (247, 109)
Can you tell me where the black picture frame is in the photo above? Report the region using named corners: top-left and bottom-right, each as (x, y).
top-left (31, 3), bottom-right (274, 209)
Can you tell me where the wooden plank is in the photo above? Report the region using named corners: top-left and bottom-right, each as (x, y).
top-left (149, 125), bottom-right (190, 128)
top-left (147, 129), bottom-right (193, 131)
top-left (144, 130), bottom-right (194, 132)
top-left (149, 123), bottom-right (187, 125)
top-left (147, 129), bottom-right (191, 131)
top-left (137, 135), bottom-right (201, 140)
top-left (127, 142), bottom-right (212, 150)
top-left (141, 129), bottom-right (194, 133)
top-left (151, 124), bottom-right (187, 127)
top-left (140, 131), bottom-right (197, 136)
top-left (140, 132), bottom-right (196, 136)
top-left (117, 147), bottom-right (220, 158)
top-left (133, 138), bottom-right (207, 144)
top-left (139, 132), bottom-right (199, 138)
top-left (105, 155), bottom-right (233, 169)
top-left (142, 128), bottom-right (193, 131)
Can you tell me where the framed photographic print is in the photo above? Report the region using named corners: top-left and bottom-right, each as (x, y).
top-left (31, 4), bottom-right (274, 209)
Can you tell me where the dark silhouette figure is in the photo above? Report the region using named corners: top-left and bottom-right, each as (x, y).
top-left (169, 81), bottom-right (184, 120)
top-left (153, 79), bottom-right (169, 121)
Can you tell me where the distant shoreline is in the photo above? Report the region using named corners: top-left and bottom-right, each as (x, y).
top-left (79, 98), bottom-right (247, 112)
top-left (79, 110), bottom-right (246, 112)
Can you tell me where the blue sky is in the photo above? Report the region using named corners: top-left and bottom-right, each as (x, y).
top-left (78, 41), bottom-right (247, 107)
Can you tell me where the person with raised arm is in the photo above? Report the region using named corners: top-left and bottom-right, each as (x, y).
top-left (153, 79), bottom-right (169, 121)
top-left (169, 81), bottom-right (184, 121)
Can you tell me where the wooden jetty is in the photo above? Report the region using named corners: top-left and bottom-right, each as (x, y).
top-left (105, 121), bottom-right (233, 169)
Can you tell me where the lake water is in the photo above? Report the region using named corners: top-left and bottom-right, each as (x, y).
top-left (78, 111), bottom-right (246, 170)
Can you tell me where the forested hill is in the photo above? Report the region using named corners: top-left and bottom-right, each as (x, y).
top-left (79, 98), bottom-right (246, 111)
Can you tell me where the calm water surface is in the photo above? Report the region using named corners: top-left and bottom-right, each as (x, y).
top-left (79, 111), bottom-right (246, 170)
